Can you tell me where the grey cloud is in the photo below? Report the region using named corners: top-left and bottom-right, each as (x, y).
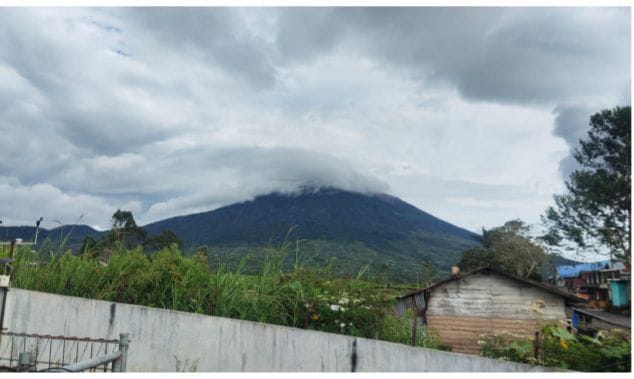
top-left (276, 8), bottom-right (347, 62)
top-left (142, 146), bottom-right (390, 221)
top-left (214, 147), bottom-right (388, 189)
top-left (0, 9), bottom-right (183, 156)
top-left (275, 7), bottom-right (630, 105)
top-left (558, 155), bottom-right (580, 180)
top-left (120, 7), bottom-right (278, 89)
top-left (0, 7), bottom-right (628, 237)
top-left (553, 104), bottom-right (592, 146)
top-left (552, 104), bottom-right (594, 178)
top-left (43, 143), bottom-right (389, 223)
top-left (49, 101), bottom-right (174, 155)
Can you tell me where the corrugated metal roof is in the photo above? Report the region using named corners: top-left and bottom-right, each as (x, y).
top-left (573, 307), bottom-right (631, 329)
top-left (398, 266), bottom-right (586, 302)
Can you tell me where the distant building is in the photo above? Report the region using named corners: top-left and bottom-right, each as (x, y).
top-left (394, 267), bottom-right (585, 355)
top-left (554, 259), bottom-right (630, 310)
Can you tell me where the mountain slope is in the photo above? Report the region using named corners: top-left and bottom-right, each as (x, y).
top-left (144, 188), bottom-right (481, 280)
top-left (146, 188), bottom-right (477, 245)
top-left (1, 188), bottom-right (481, 282)
top-left (0, 224), bottom-right (100, 247)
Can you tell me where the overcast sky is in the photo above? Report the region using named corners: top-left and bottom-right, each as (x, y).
top-left (0, 7), bottom-right (630, 236)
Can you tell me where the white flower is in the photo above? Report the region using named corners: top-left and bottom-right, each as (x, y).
top-left (330, 304), bottom-right (341, 311)
top-left (338, 298), bottom-right (350, 305)
top-left (340, 323), bottom-right (346, 329)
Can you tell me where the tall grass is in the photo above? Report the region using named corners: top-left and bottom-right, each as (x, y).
top-left (9, 240), bottom-right (435, 347)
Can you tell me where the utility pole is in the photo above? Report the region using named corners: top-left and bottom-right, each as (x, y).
top-left (34, 217), bottom-right (43, 245)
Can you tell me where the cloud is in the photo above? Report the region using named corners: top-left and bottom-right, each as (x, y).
top-left (0, 177), bottom-right (140, 230)
top-left (0, 7), bottom-right (629, 241)
top-left (121, 7), bottom-right (278, 89)
top-left (275, 7), bottom-right (630, 105)
top-left (552, 104), bottom-right (594, 178)
top-left (142, 146), bottom-right (390, 222)
top-left (384, 173), bottom-right (564, 233)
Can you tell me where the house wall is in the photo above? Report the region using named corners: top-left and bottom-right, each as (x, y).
top-left (426, 272), bottom-right (566, 354)
top-left (609, 281), bottom-right (628, 307)
top-left (392, 291), bottom-right (425, 318)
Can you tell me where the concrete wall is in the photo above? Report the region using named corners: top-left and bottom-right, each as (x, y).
top-left (2, 288), bottom-right (555, 372)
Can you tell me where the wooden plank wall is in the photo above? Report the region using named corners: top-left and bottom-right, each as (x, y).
top-left (426, 272), bottom-right (566, 354)
top-left (427, 315), bottom-right (541, 354)
top-left (392, 291), bottom-right (425, 318)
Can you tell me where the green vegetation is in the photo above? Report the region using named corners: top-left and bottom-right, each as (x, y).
top-left (457, 220), bottom-right (546, 280)
top-left (479, 324), bottom-right (631, 372)
top-left (3, 240), bottom-right (435, 348)
top-left (204, 238), bottom-right (450, 286)
top-left (543, 106), bottom-right (631, 264)
top-left (139, 188), bottom-right (480, 282)
top-left (379, 309), bottom-right (443, 349)
top-left (79, 209), bottom-right (182, 260)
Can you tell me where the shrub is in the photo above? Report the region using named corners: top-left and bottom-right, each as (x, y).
top-left (478, 324), bottom-right (631, 372)
top-left (378, 309), bottom-right (443, 349)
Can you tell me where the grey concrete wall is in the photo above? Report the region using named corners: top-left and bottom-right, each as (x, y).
top-left (2, 288), bottom-right (555, 372)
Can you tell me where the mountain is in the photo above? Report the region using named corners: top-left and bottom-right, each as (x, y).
top-left (1, 188), bottom-right (481, 282)
top-left (0, 224), bottom-right (100, 247)
top-left (143, 188), bottom-right (481, 281)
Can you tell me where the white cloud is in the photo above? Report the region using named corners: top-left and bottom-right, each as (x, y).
top-left (0, 7), bottom-right (628, 243)
top-left (0, 177), bottom-right (140, 230)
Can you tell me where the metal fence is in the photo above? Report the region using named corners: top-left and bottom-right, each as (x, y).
top-left (0, 331), bottom-right (129, 372)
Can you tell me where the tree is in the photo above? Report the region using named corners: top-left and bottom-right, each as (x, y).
top-left (86, 210), bottom-right (184, 261)
top-left (542, 106), bottom-right (631, 264)
top-left (145, 229), bottom-right (182, 252)
top-left (456, 220), bottom-right (546, 280)
top-left (111, 209), bottom-right (139, 230)
top-left (79, 235), bottom-right (98, 257)
top-left (100, 209), bottom-right (147, 251)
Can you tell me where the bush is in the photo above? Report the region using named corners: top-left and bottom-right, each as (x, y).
top-left (479, 324), bottom-right (631, 372)
top-left (479, 331), bottom-right (534, 363)
top-left (378, 309), bottom-right (443, 349)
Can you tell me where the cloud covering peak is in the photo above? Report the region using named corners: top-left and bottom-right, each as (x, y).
top-left (0, 7), bottom-right (629, 233)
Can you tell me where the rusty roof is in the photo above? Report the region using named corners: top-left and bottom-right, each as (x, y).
top-left (398, 266), bottom-right (587, 302)
top-left (572, 307), bottom-right (631, 329)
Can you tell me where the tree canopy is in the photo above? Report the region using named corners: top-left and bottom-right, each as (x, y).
top-left (542, 106), bottom-right (631, 263)
top-left (456, 220), bottom-right (546, 280)
top-left (81, 210), bottom-right (181, 259)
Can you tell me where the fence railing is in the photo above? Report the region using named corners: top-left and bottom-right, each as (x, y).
top-left (0, 331), bottom-right (129, 372)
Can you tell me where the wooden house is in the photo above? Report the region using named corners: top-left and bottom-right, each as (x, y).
top-left (394, 267), bottom-right (585, 354)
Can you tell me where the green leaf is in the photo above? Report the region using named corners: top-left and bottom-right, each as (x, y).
top-left (548, 326), bottom-right (575, 341)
